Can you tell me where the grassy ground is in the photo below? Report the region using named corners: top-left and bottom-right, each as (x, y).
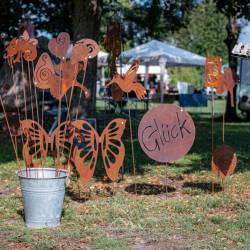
top-left (0, 100), bottom-right (249, 250)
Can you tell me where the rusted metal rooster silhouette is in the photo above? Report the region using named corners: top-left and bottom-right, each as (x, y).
top-left (106, 60), bottom-right (146, 100)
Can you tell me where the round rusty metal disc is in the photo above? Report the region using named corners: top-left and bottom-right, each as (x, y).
top-left (138, 104), bottom-right (195, 163)
top-left (211, 144), bottom-right (237, 178)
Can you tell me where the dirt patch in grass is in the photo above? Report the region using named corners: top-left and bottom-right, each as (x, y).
top-left (7, 242), bottom-right (32, 250)
top-left (208, 206), bottom-right (239, 219)
top-left (132, 235), bottom-right (187, 250)
top-left (182, 181), bottom-right (223, 193)
top-left (0, 187), bottom-right (16, 197)
top-left (125, 183), bottom-right (176, 195)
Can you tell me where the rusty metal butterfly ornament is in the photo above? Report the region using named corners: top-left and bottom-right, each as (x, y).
top-left (106, 60), bottom-right (146, 100)
top-left (71, 119), bottom-right (126, 183)
top-left (33, 32), bottom-right (100, 100)
top-left (21, 119), bottom-right (75, 169)
top-left (4, 30), bottom-right (38, 65)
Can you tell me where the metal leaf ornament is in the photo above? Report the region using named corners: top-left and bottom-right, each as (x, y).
top-left (106, 60), bottom-right (146, 100)
top-left (71, 118), bottom-right (126, 184)
top-left (212, 144), bottom-right (237, 178)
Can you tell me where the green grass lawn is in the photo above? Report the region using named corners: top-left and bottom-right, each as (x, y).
top-left (0, 100), bottom-right (249, 250)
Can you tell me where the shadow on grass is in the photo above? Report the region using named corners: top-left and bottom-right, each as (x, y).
top-left (66, 189), bottom-right (90, 203)
top-left (125, 183), bottom-right (176, 195)
top-left (17, 209), bottom-right (25, 222)
top-left (183, 181), bottom-right (222, 193)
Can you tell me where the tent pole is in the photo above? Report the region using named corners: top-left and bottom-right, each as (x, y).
top-left (159, 58), bottom-right (166, 103)
top-left (145, 61), bottom-right (149, 89)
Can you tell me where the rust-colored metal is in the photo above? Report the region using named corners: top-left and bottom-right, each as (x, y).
top-left (33, 52), bottom-right (55, 89)
top-left (104, 21), bottom-right (122, 60)
top-left (204, 56), bottom-right (222, 88)
top-left (106, 60), bottom-right (146, 100)
top-left (74, 38), bottom-right (100, 59)
top-left (138, 104), bottom-right (195, 163)
top-left (34, 53), bottom-right (90, 100)
top-left (104, 21), bottom-right (124, 101)
top-left (4, 30), bottom-right (38, 65)
top-left (21, 119), bottom-right (75, 168)
top-left (48, 32), bottom-right (70, 60)
top-left (212, 144), bottom-right (237, 178)
top-left (71, 43), bottom-right (89, 65)
top-left (71, 118), bottom-right (126, 184)
top-left (222, 67), bottom-right (237, 107)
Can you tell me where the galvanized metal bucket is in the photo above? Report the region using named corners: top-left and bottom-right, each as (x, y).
top-left (17, 168), bottom-right (67, 228)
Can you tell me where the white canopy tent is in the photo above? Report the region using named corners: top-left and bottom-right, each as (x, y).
top-left (120, 40), bottom-right (205, 102)
top-left (121, 39), bottom-right (205, 67)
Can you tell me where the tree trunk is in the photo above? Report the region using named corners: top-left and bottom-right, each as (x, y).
top-left (224, 15), bottom-right (239, 121)
top-left (72, 0), bottom-right (102, 117)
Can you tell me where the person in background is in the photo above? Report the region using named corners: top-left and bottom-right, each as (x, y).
top-left (149, 80), bottom-right (156, 96)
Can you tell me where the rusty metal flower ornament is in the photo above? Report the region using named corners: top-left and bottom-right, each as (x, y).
top-left (4, 30), bottom-right (38, 65)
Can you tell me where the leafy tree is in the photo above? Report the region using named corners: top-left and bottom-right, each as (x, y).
top-left (173, 1), bottom-right (228, 61)
top-left (214, 0), bottom-right (250, 120)
top-left (168, 67), bottom-right (203, 88)
top-left (168, 1), bottom-right (227, 90)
